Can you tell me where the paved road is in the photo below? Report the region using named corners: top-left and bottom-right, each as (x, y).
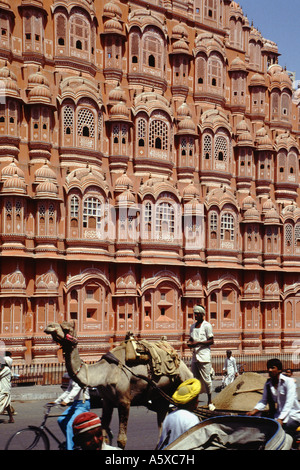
top-left (2, 373), bottom-right (300, 451)
top-left (1, 381), bottom-right (224, 451)
top-left (0, 399), bottom-right (168, 450)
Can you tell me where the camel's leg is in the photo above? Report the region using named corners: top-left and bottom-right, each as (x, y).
top-left (117, 400), bottom-right (131, 450)
top-left (101, 399), bottom-right (114, 445)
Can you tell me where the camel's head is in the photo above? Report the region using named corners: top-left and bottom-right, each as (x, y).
top-left (44, 321), bottom-right (78, 349)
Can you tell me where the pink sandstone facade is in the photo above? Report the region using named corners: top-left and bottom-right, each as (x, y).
top-left (1, 0), bottom-right (300, 364)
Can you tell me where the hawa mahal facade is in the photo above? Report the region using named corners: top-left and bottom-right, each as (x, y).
top-left (1, 0), bottom-right (300, 364)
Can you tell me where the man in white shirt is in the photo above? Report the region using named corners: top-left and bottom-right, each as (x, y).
top-left (247, 358), bottom-right (300, 437)
top-left (187, 305), bottom-right (214, 406)
top-left (51, 376), bottom-right (90, 450)
top-left (157, 378), bottom-right (201, 449)
top-left (223, 350), bottom-right (238, 387)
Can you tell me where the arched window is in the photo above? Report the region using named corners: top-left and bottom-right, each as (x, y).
top-left (295, 224), bottom-right (300, 248)
top-left (203, 134), bottom-right (212, 160)
top-left (196, 56), bottom-right (206, 90)
top-left (155, 202), bottom-right (175, 240)
top-left (221, 213), bottom-right (234, 242)
top-left (208, 55), bottom-right (223, 90)
top-left (281, 93), bottom-right (290, 120)
top-left (209, 211), bottom-right (218, 240)
top-left (56, 14), bottom-right (66, 50)
top-left (37, 202), bottom-right (56, 236)
top-left (70, 195), bottom-right (79, 227)
top-left (285, 223), bottom-right (293, 248)
top-left (214, 135), bottom-right (228, 168)
top-left (130, 31), bottom-right (140, 67)
top-left (149, 119), bottom-right (169, 153)
top-left (0, 14), bottom-right (10, 50)
top-left (204, 0), bottom-right (217, 20)
top-left (24, 12), bottom-right (43, 55)
top-left (70, 13), bottom-right (90, 60)
top-left (142, 30), bottom-right (164, 77)
top-left (83, 197), bottom-right (102, 230)
top-left (137, 117), bottom-right (146, 148)
top-left (77, 108), bottom-right (95, 147)
top-left (144, 202), bottom-right (152, 234)
top-left (63, 105), bottom-right (74, 144)
top-left (4, 199), bottom-right (25, 234)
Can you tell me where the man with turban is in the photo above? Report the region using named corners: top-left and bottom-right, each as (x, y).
top-left (157, 378), bottom-right (201, 449)
top-left (72, 412), bottom-right (121, 450)
top-left (187, 305), bottom-right (214, 407)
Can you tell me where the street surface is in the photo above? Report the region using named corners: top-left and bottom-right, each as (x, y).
top-left (0, 400), bottom-right (159, 450)
top-left (0, 380), bottom-right (224, 451)
top-left (1, 374), bottom-right (300, 451)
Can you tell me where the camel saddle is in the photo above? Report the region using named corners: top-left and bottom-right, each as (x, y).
top-left (124, 332), bottom-right (180, 376)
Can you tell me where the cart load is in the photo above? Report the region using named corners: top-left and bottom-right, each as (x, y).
top-left (212, 372), bottom-right (267, 412)
top-left (165, 415), bottom-right (292, 450)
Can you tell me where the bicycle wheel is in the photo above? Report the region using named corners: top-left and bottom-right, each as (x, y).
top-left (5, 426), bottom-right (50, 450)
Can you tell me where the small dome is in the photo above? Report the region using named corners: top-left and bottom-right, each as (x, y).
top-left (230, 1), bottom-right (243, 13)
top-left (103, 0), bottom-right (122, 18)
top-left (2, 174), bottom-right (26, 193)
top-left (268, 65), bottom-right (292, 90)
top-left (172, 22), bottom-right (188, 40)
top-left (243, 206), bottom-right (260, 221)
top-left (108, 84), bottom-right (126, 103)
top-left (109, 101), bottom-right (130, 120)
top-left (116, 189), bottom-right (136, 206)
top-left (0, 64), bottom-right (19, 96)
top-left (104, 17), bottom-right (123, 33)
top-left (0, 64), bottom-right (17, 82)
top-left (237, 130), bottom-right (254, 146)
top-left (264, 207), bottom-right (280, 223)
top-left (28, 84), bottom-right (51, 103)
top-left (172, 39), bottom-right (189, 53)
top-left (249, 73), bottom-right (266, 88)
top-left (177, 101), bottom-right (192, 118)
top-left (1, 160), bottom-right (25, 180)
top-left (255, 127), bottom-right (273, 150)
top-left (28, 69), bottom-right (50, 88)
top-left (177, 116), bottom-right (196, 133)
top-left (236, 119), bottom-right (250, 133)
top-left (35, 162), bottom-right (57, 182)
top-left (230, 56), bottom-right (247, 72)
top-left (36, 179), bottom-right (58, 196)
top-left (115, 171), bottom-right (133, 191)
top-left (242, 194), bottom-right (256, 210)
top-left (262, 198), bottom-right (274, 212)
top-left (183, 182), bottom-right (200, 201)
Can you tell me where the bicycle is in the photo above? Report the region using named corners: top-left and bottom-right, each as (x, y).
top-left (5, 403), bottom-right (66, 450)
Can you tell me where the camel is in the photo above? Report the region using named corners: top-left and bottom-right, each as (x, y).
top-left (44, 321), bottom-right (193, 449)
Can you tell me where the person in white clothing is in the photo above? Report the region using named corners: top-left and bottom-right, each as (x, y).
top-left (0, 355), bottom-right (14, 423)
top-left (187, 305), bottom-right (214, 406)
top-left (50, 375), bottom-right (90, 450)
top-left (157, 378), bottom-right (201, 449)
top-left (223, 350), bottom-right (238, 387)
top-left (247, 358), bottom-right (300, 437)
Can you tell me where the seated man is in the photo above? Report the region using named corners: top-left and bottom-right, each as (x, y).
top-left (157, 378), bottom-right (201, 449)
top-left (247, 358), bottom-right (300, 436)
top-left (72, 412), bottom-right (121, 451)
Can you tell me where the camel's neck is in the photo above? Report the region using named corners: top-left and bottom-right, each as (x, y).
top-left (64, 346), bottom-right (88, 387)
